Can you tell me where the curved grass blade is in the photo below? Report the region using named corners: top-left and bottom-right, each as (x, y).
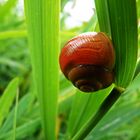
top-left (86, 93), bottom-right (140, 140)
top-left (107, 0), bottom-right (138, 87)
top-left (0, 118), bottom-right (40, 140)
top-left (71, 87), bottom-right (122, 140)
top-left (95, 0), bottom-right (138, 87)
top-left (134, 58), bottom-right (140, 77)
top-left (0, 78), bottom-right (19, 127)
top-left (86, 73), bottom-right (140, 139)
top-left (66, 85), bottom-right (114, 139)
top-left (12, 88), bottom-right (19, 140)
top-left (0, 93), bottom-right (35, 134)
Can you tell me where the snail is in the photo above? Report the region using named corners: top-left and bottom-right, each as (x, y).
top-left (59, 32), bottom-right (115, 92)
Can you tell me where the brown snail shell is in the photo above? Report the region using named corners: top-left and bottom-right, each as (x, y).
top-left (59, 32), bottom-right (115, 92)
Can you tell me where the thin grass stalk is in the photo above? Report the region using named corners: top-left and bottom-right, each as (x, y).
top-left (71, 87), bottom-right (123, 140)
top-left (24, 0), bottom-right (60, 140)
top-left (12, 88), bottom-right (19, 140)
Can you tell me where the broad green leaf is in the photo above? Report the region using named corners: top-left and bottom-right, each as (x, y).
top-left (95, 0), bottom-right (138, 87)
top-left (66, 84), bottom-right (114, 138)
top-left (85, 73), bottom-right (140, 139)
top-left (0, 78), bottom-right (19, 127)
top-left (108, 0), bottom-right (138, 87)
top-left (24, 0), bottom-right (60, 139)
top-left (86, 95), bottom-right (140, 140)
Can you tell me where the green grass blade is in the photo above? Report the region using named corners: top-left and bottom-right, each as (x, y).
top-left (134, 58), bottom-right (140, 77)
top-left (12, 88), bottom-right (19, 140)
top-left (0, 93), bottom-right (35, 134)
top-left (66, 85), bottom-right (114, 138)
top-left (95, 0), bottom-right (138, 87)
top-left (71, 87), bottom-right (122, 140)
top-left (0, 78), bottom-right (19, 127)
top-left (86, 74), bottom-right (140, 139)
top-left (24, 0), bottom-right (60, 139)
top-left (0, 118), bottom-right (40, 140)
top-left (87, 95), bottom-right (140, 140)
top-left (107, 0), bottom-right (138, 87)
top-left (94, 0), bottom-right (111, 35)
top-left (126, 73), bottom-right (140, 93)
top-left (0, 30), bottom-right (27, 40)
top-left (0, 89), bottom-right (75, 139)
top-left (71, 69), bottom-right (140, 140)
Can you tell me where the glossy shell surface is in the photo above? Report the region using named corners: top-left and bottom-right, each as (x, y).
top-left (59, 32), bottom-right (115, 77)
top-left (59, 32), bottom-right (115, 92)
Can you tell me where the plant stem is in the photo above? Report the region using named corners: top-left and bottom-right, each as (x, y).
top-left (71, 86), bottom-right (124, 140)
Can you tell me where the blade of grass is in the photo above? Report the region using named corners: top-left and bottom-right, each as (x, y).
top-left (0, 89), bottom-right (75, 140)
top-left (0, 78), bottom-right (19, 127)
top-left (0, 118), bottom-right (40, 140)
top-left (71, 87), bottom-right (123, 140)
top-left (0, 30), bottom-right (27, 40)
top-left (66, 85), bottom-right (114, 139)
top-left (134, 58), bottom-right (140, 77)
top-left (107, 0), bottom-right (138, 87)
top-left (12, 88), bottom-right (19, 140)
top-left (24, 0), bottom-right (60, 139)
top-left (87, 95), bottom-right (140, 139)
top-left (125, 73), bottom-right (140, 93)
top-left (0, 93), bottom-right (35, 134)
top-left (94, 0), bottom-right (111, 35)
top-left (87, 75), bottom-right (140, 139)
top-left (95, 0), bottom-right (138, 87)
top-left (71, 67), bottom-right (140, 140)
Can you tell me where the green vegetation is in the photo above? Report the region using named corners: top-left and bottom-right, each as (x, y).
top-left (0, 0), bottom-right (139, 140)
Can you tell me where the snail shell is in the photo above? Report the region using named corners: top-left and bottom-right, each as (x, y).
top-left (59, 32), bottom-right (115, 92)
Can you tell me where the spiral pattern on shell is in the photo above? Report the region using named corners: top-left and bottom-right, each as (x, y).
top-left (59, 32), bottom-right (115, 92)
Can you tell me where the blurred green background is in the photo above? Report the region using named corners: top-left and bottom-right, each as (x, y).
top-left (0, 0), bottom-right (140, 140)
